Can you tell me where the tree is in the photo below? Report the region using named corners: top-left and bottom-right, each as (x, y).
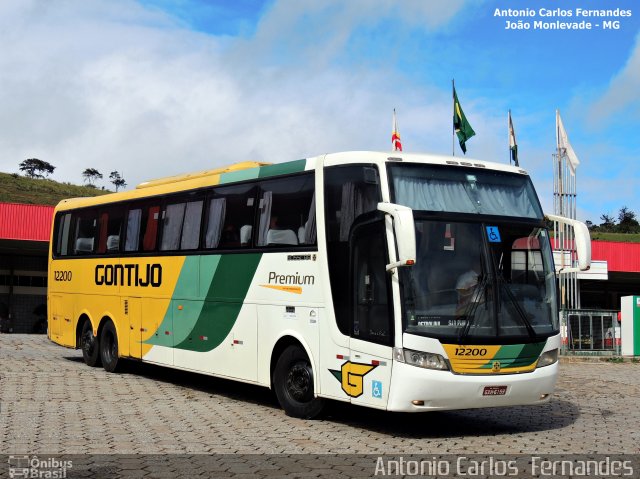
top-left (19, 158), bottom-right (55, 178)
top-left (82, 168), bottom-right (103, 187)
top-left (599, 213), bottom-right (615, 232)
top-left (617, 206), bottom-right (640, 234)
top-left (109, 171), bottom-right (127, 192)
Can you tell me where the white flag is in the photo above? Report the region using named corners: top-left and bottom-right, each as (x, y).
top-left (556, 110), bottom-right (580, 175)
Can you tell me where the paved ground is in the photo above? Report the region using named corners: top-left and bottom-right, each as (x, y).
top-left (1, 334), bottom-right (639, 477)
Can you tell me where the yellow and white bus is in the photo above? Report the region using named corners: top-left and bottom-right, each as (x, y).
top-left (48, 151), bottom-right (590, 418)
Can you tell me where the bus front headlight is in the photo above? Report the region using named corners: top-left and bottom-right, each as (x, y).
top-left (394, 347), bottom-right (449, 371)
top-left (536, 349), bottom-right (558, 368)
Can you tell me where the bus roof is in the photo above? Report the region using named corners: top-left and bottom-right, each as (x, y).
top-left (135, 161), bottom-right (271, 189)
top-left (322, 151), bottom-right (529, 175)
top-left (53, 151), bottom-right (528, 212)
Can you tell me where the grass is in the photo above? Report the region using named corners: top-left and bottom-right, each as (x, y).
top-left (590, 232), bottom-right (640, 243)
top-left (0, 172), bottom-right (110, 206)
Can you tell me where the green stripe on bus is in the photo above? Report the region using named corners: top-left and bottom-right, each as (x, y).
top-left (170, 256), bottom-right (220, 344)
top-left (219, 168), bottom-right (261, 184)
top-left (144, 256), bottom-right (218, 347)
top-left (258, 159), bottom-right (307, 178)
top-left (173, 253), bottom-right (262, 352)
top-left (479, 342), bottom-right (545, 369)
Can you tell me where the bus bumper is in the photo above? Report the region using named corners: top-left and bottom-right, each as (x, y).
top-left (386, 361), bottom-right (558, 412)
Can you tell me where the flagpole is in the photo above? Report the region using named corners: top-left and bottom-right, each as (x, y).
top-left (508, 109), bottom-right (511, 166)
top-left (452, 79), bottom-right (455, 157)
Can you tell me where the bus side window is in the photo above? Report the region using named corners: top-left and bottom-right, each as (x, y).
top-left (204, 184), bottom-right (256, 249)
top-left (72, 211), bottom-right (98, 255)
top-left (180, 200), bottom-right (203, 250)
top-left (96, 208), bottom-right (124, 254)
top-left (351, 220), bottom-right (393, 346)
top-left (143, 206), bottom-right (160, 251)
top-left (97, 213), bottom-right (109, 254)
top-left (160, 202), bottom-right (186, 251)
top-left (324, 165), bottom-right (382, 336)
top-left (125, 208), bottom-right (142, 252)
top-left (159, 198), bottom-right (203, 251)
top-left (257, 174), bottom-right (315, 247)
top-left (124, 204), bottom-right (160, 252)
top-left (54, 213), bottom-right (72, 257)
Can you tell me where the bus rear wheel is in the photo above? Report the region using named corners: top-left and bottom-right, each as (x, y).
top-left (273, 345), bottom-right (324, 419)
top-left (100, 321), bottom-right (120, 373)
top-left (80, 320), bottom-right (101, 367)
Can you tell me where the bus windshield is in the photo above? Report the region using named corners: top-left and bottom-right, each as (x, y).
top-left (400, 220), bottom-right (559, 343)
top-left (388, 164), bottom-right (543, 219)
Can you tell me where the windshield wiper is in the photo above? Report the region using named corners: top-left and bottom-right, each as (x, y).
top-left (457, 274), bottom-right (489, 343)
top-left (498, 276), bottom-right (537, 339)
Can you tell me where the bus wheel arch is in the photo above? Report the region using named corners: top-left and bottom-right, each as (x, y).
top-left (271, 336), bottom-right (324, 419)
top-left (77, 314), bottom-right (101, 367)
top-left (98, 317), bottom-right (121, 373)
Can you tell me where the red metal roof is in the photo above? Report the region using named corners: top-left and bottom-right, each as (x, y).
top-left (1, 202), bottom-right (640, 274)
top-left (0, 202), bottom-right (54, 242)
top-left (591, 240), bottom-right (640, 273)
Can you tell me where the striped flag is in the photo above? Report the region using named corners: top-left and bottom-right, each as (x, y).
top-left (508, 110), bottom-right (519, 166)
top-left (392, 109), bottom-right (402, 151)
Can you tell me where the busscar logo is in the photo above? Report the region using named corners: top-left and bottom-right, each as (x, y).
top-left (95, 264), bottom-right (162, 287)
top-left (329, 361), bottom-right (377, 398)
top-left (260, 271), bottom-right (315, 294)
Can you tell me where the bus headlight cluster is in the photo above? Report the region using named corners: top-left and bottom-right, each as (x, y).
top-left (393, 347), bottom-right (449, 371)
top-left (536, 349), bottom-right (558, 368)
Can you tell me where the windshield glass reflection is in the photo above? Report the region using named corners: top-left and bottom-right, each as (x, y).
top-left (400, 220), bottom-right (558, 343)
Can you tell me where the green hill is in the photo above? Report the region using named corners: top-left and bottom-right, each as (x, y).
top-left (589, 232), bottom-right (640, 243)
top-left (0, 172), bottom-right (111, 206)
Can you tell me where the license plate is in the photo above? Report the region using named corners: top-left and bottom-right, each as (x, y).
top-left (483, 385), bottom-right (507, 396)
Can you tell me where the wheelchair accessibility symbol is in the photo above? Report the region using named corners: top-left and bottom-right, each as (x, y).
top-left (372, 380), bottom-right (383, 399)
top-left (486, 226), bottom-right (501, 243)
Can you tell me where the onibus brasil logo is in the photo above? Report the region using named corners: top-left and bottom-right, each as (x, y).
top-left (8, 456), bottom-right (72, 478)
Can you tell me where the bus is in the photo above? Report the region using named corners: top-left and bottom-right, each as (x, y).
top-left (48, 151), bottom-right (591, 418)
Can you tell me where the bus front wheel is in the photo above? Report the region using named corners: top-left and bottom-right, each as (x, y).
top-left (100, 321), bottom-right (120, 373)
top-left (80, 320), bottom-right (101, 367)
top-left (273, 345), bottom-right (324, 419)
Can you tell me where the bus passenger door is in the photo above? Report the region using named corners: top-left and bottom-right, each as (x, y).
top-left (124, 297), bottom-right (142, 359)
top-left (348, 219), bottom-right (394, 409)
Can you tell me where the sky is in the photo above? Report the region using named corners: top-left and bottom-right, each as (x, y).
top-left (0, 0), bottom-right (638, 223)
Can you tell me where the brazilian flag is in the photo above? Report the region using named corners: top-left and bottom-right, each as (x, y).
top-left (453, 86), bottom-right (475, 154)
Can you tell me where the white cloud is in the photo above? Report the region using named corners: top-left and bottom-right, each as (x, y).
top-left (587, 33), bottom-right (640, 126)
top-left (0, 0), bottom-right (470, 189)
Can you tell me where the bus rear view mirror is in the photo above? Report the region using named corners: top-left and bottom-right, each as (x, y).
top-left (545, 213), bottom-right (591, 272)
top-left (377, 202), bottom-right (416, 271)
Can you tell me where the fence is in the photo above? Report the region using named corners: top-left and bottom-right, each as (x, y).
top-left (561, 309), bottom-right (620, 354)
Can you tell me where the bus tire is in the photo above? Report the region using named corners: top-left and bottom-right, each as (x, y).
top-left (100, 321), bottom-right (120, 373)
top-left (80, 320), bottom-right (101, 367)
top-left (273, 345), bottom-right (324, 419)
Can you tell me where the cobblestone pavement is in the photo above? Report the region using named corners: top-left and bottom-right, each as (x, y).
top-left (1, 335), bottom-right (639, 477)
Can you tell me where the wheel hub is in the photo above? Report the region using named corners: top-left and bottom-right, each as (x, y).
top-left (82, 331), bottom-right (95, 355)
top-left (286, 362), bottom-right (312, 402)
